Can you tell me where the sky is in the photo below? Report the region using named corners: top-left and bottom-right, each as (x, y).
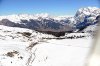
top-left (0, 0), bottom-right (100, 16)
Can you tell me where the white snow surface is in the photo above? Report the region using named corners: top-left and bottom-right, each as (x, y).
top-left (0, 25), bottom-right (93, 66)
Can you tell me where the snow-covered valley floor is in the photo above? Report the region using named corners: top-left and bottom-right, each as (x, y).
top-left (0, 25), bottom-right (93, 66)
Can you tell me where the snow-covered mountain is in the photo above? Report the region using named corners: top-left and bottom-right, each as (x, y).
top-left (0, 7), bottom-right (99, 66)
top-left (0, 14), bottom-right (73, 32)
top-left (0, 7), bottom-right (100, 34)
top-left (75, 7), bottom-right (100, 32)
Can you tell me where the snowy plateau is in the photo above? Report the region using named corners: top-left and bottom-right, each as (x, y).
top-left (0, 7), bottom-right (100, 66)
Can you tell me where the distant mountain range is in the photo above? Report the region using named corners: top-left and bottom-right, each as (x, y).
top-left (0, 7), bottom-right (100, 33)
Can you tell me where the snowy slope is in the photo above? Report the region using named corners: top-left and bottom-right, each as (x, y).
top-left (0, 25), bottom-right (93, 66)
top-left (0, 25), bottom-right (54, 66)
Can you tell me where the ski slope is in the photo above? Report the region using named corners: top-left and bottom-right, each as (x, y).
top-left (0, 25), bottom-right (93, 66)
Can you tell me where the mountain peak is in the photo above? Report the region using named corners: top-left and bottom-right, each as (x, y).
top-left (75, 7), bottom-right (100, 18)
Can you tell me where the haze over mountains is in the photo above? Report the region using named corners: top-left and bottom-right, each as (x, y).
top-left (0, 7), bottom-right (100, 34)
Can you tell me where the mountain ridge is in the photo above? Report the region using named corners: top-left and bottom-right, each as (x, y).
top-left (0, 7), bottom-right (100, 33)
